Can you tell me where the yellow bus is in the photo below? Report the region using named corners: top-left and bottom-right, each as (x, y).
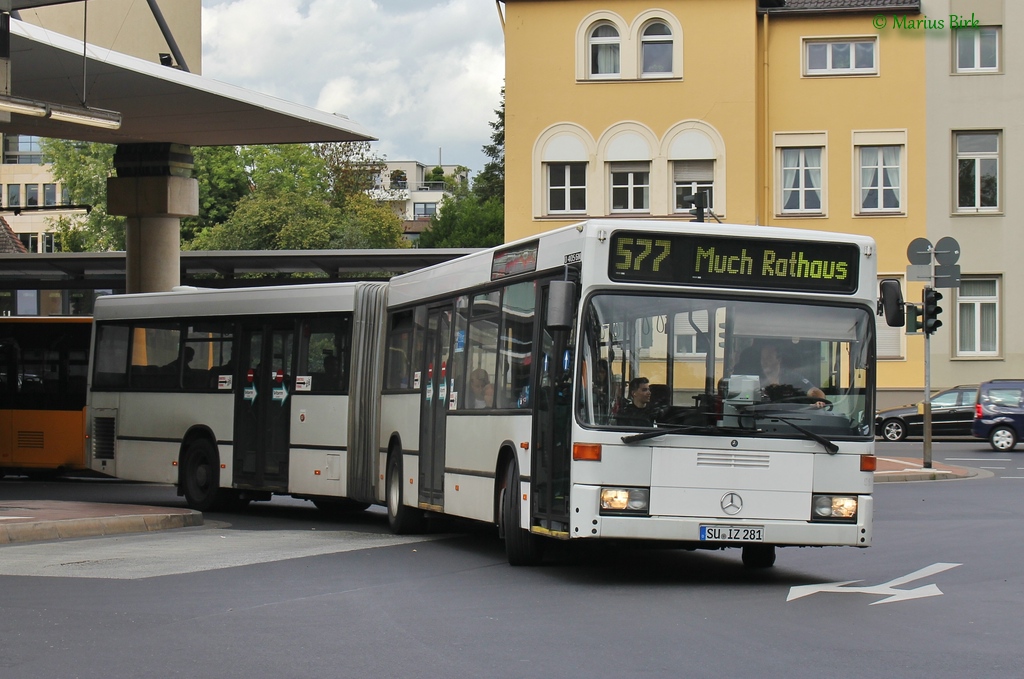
top-left (0, 316), bottom-right (91, 478)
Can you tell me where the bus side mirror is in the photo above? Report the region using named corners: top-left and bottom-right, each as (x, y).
top-left (547, 280), bottom-right (575, 330)
top-left (878, 278), bottom-right (905, 327)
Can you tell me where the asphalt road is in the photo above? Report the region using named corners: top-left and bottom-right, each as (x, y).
top-left (1, 445), bottom-right (1022, 679)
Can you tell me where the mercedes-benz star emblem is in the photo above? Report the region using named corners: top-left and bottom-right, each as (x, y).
top-left (721, 492), bottom-right (743, 515)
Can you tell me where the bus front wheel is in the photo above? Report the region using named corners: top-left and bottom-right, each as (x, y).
top-left (386, 450), bottom-right (423, 534)
top-left (182, 439), bottom-right (223, 512)
top-left (501, 457), bottom-right (544, 566)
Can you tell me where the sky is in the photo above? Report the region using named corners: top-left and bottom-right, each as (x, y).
top-left (201, 0), bottom-right (506, 176)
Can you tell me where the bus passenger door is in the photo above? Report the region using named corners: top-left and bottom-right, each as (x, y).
top-left (234, 321), bottom-right (294, 492)
top-left (530, 282), bottom-right (573, 535)
top-left (418, 306), bottom-right (449, 511)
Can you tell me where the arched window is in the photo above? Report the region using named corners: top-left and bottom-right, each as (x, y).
top-left (641, 22), bottom-right (672, 75)
top-left (589, 24), bottom-right (620, 77)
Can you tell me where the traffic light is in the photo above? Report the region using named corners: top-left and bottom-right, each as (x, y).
top-left (905, 303), bottom-right (922, 334)
top-left (923, 288), bottom-right (943, 335)
top-left (684, 192), bottom-right (706, 222)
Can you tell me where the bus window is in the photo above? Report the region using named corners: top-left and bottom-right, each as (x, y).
top-left (298, 315), bottom-right (351, 393)
top-left (451, 296), bottom-right (469, 408)
top-left (385, 310), bottom-right (414, 390)
top-left (129, 323), bottom-right (181, 390)
top-left (464, 291), bottom-right (500, 409)
top-left (184, 322), bottom-right (234, 390)
top-left (498, 281), bottom-right (536, 408)
top-left (93, 324), bottom-right (130, 389)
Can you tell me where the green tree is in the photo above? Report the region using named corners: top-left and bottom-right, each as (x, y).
top-left (331, 193), bottom-right (409, 249)
top-left (188, 190), bottom-right (407, 252)
top-left (241, 144), bottom-right (329, 198)
top-left (419, 168), bottom-right (503, 248)
top-left (473, 86), bottom-right (505, 204)
top-left (189, 192), bottom-right (345, 251)
top-left (314, 141), bottom-right (388, 210)
top-left (40, 139), bottom-right (124, 251)
top-left (180, 145), bottom-right (251, 241)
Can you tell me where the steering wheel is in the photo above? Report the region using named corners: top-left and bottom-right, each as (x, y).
top-left (775, 395), bottom-right (833, 410)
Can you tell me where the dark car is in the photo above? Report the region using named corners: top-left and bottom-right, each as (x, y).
top-left (972, 379), bottom-right (1024, 451)
top-left (875, 385), bottom-right (978, 441)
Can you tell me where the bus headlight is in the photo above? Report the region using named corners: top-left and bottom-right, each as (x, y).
top-left (600, 487), bottom-right (650, 515)
top-left (811, 495), bottom-right (858, 521)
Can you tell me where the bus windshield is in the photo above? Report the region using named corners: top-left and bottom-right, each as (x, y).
top-left (577, 293), bottom-right (874, 440)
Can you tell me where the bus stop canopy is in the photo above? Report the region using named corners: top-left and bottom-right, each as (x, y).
top-left (0, 11), bottom-right (373, 146)
top-left (0, 248), bottom-right (478, 290)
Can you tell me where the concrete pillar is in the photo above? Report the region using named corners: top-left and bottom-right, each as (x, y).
top-left (107, 143), bottom-right (198, 293)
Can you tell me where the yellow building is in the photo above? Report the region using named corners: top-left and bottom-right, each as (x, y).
top-left (500, 0), bottom-right (926, 403)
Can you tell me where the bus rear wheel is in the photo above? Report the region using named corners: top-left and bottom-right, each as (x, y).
top-left (182, 439), bottom-right (224, 512)
top-left (386, 450), bottom-right (423, 534)
top-left (501, 456), bottom-right (544, 566)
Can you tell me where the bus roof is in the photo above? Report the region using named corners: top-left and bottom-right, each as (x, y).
top-left (92, 281), bottom-right (380, 321)
top-left (387, 219), bottom-right (877, 307)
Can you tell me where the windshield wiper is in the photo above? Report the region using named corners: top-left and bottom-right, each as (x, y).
top-left (737, 406), bottom-right (839, 455)
top-left (621, 423), bottom-right (751, 444)
top-left (622, 424), bottom-right (712, 444)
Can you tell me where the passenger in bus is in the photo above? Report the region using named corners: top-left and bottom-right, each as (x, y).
top-left (164, 346), bottom-right (195, 374)
top-left (617, 376), bottom-right (656, 426)
top-left (469, 368), bottom-right (493, 408)
top-left (758, 343), bottom-right (827, 407)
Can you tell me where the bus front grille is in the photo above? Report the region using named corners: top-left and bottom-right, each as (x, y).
top-left (93, 417), bottom-right (116, 460)
top-left (697, 452), bottom-right (770, 469)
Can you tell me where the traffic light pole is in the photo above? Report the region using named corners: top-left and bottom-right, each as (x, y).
top-left (923, 326), bottom-right (932, 469)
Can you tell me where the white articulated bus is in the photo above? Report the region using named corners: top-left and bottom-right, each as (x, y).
top-left (381, 219), bottom-right (884, 567)
top-left (88, 282), bottom-right (387, 512)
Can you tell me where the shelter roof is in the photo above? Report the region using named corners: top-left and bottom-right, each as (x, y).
top-left (0, 16), bottom-right (373, 146)
top-left (0, 248), bottom-right (478, 290)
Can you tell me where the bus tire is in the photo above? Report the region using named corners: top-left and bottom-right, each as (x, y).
top-left (741, 544), bottom-right (776, 569)
top-left (386, 450), bottom-right (423, 534)
top-left (182, 438), bottom-right (224, 512)
top-left (501, 456), bottom-right (544, 566)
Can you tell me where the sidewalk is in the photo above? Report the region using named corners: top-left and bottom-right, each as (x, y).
top-left (0, 500), bottom-right (202, 545)
top-left (873, 455), bottom-right (975, 483)
top-left (0, 458), bottom-right (973, 546)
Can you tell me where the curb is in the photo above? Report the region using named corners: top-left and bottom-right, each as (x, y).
top-left (0, 509), bottom-right (204, 545)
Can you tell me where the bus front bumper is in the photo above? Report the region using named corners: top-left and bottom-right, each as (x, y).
top-left (566, 485), bottom-right (872, 548)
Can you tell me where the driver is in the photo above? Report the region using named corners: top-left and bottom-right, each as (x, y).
top-left (758, 344), bottom-right (827, 408)
top-left (619, 376), bottom-right (657, 426)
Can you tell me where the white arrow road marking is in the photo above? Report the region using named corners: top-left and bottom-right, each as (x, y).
top-left (787, 562), bottom-right (961, 605)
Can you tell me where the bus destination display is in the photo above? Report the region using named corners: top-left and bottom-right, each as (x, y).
top-left (608, 232), bottom-right (860, 294)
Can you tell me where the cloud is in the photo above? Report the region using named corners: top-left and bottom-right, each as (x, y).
top-left (202, 0), bottom-right (505, 173)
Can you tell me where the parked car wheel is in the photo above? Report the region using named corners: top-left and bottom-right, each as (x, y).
top-left (988, 426), bottom-right (1018, 452)
top-left (881, 418), bottom-right (907, 442)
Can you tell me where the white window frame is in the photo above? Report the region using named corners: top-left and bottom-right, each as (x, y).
top-left (954, 27), bottom-right (999, 73)
top-left (672, 159), bottom-right (714, 215)
top-left (956, 276), bottom-right (999, 357)
top-left (609, 163), bottom-right (650, 213)
top-left (858, 145), bottom-right (902, 214)
top-left (640, 21), bottom-right (673, 77)
top-left (955, 131), bottom-right (1000, 213)
top-left (804, 38), bottom-right (877, 76)
top-left (546, 162), bottom-right (587, 214)
top-left (589, 23), bottom-right (620, 79)
top-left (779, 147), bottom-right (824, 215)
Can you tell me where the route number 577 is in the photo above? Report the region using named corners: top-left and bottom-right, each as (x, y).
top-left (614, 237), bottom-right (671, 272)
